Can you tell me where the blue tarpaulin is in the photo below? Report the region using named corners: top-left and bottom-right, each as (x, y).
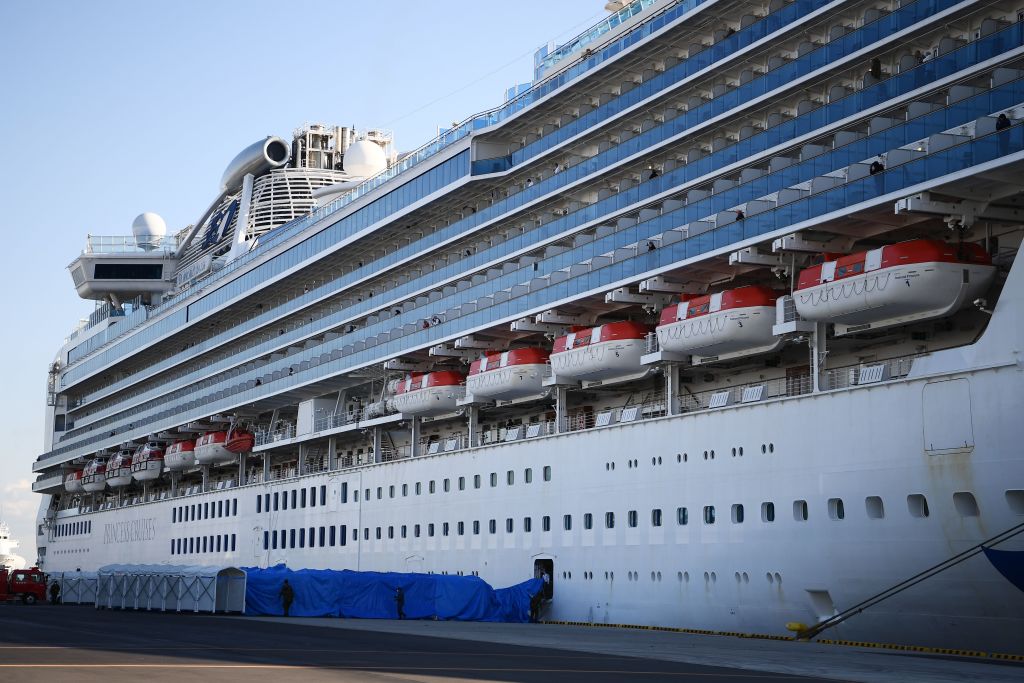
top-left (243, 565), bottom-right (543, 622)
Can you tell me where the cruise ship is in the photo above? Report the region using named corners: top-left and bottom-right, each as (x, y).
top-left (33, 0), bottom-right (1024, 653)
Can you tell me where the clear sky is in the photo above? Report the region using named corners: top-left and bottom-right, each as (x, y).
top-left (0, 0), bottom-right (603, 558)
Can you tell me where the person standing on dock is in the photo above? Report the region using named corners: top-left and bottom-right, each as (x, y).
top-left (395, 587), bottom-right (405, 620)
top-left (49, 581), bottom-right (60, 605)
top-left (279, 579), bottom-right (294, 617)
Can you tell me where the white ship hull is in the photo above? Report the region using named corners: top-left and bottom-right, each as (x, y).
top-left (657, 306), bottom-right (778, 357)
top-left (550, 339), bottom-right (646, 382)
top-left (390, 385), bottom-right (466, 416)
top-left (195, 442), bottom-right (235, 466)
top-left (466, 364), bottom-right (550, 401)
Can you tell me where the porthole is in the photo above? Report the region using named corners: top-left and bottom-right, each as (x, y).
top-left (657, 456), bottom-right (662, 465)
top-left (611, 462), bottom-right (615, 470)
top-left (735, 572), bottom-right (741, 583)
top-left (703, 571), bottom-right (710, 582)
top-left (605, 463), bottom-right (610, 471)
top-left (742, 572), bottom-right (749, 583)
top-left (732, 448), bottom-right (737, 457)
top-left (739, 447), bottom-right (744, 456)
top-left (683, 571), bottom-right (690, 582)
top-left (657, 571), bottom-right (662, 581)
top-left (676, 453), bottom-right (682, 463)
top-left (651, 457), bottom-right (656, 466)
top-left (677, 571), bottom-right (684, 581)
top-left (683, 453), bottom-right (688, 462)
top-left (703, 450), bottom-right (708, 460)
top-left (774, 572), bottom-right (782, 584)
top-left (710, 450), bottom-right (715, 459)
top-left (766, 572), bottom-right (774, 584)
top-left (769, 443), bottom-right (774, 453)
top-left (711, 571), bottom-right (717, 583)
top-left (761, 444), bottom-right (767, 454)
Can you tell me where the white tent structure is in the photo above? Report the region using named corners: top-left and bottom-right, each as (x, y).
top-left (53, 570), bottom-right (98, 604)
top-left (96, 564), bottom-right (245, 613)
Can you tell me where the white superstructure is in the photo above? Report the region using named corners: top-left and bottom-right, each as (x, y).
top-left (32, 0), bottom-right (1024, 656)
top-left (0, 522), bottom-right (27, 570)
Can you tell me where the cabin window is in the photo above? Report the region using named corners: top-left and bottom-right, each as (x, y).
top-left (231, 534), bottom-right (236, 552)
top-left (263, 531), bottom-right (269, 550)
top-left (388, 526), bottom-right (394, 539)
top-left (428, 524), bottom-right (435, 537)
top-left (953, 492), bottom-right (980, 517)
top-left (543, 466), bottom-right (552, 481)
top-left (524, 517), bottom-right (533, 532)
top-left (290, 490), bottom-right (297, 508)
top-left (400, 525), bottom-right (407, 539)
top-left (414, 524), bottom-right (421, 538)
top-left (1005, 490), bottom-right (1024, 514)
top-left (376, 487), bottom-right (382, 500)
top-left (490, 473), bottom-right (498, 487)
top-left (442, 522), bottom-right (450, 537)
top-left (793, 500), bottom-right (808, 521)
top-left (472, 521), bottom-right (480, 535)
top-left (732, 504), bottom-right (744, 524)
top-left (457, 522), bottom-right (465, 536)
top-left (320, 486), bottom-right (326, 506)
top-left (402, 484), bottom-right (408, 496)
top-left (542, 515), bottom-right (551, 531)
top-left (703, 506), bottom-right (716, 524)
top-left (375, 527), bottom-right (381, 540)
top-left (173, 508), bottom-right (178, 522)
top-left (563, 514), bottom-right (572, 530)
top-left (907, 494), bottom-right (930, 518)
top-left (309, 487), bottom-right (316, 507)
top-left (605, 512), bottom-right (615, 529)
top-left (676, 507), bottom-right (689, 525)
top-left (299, 528), bottom-right (306, 548)
top-left (761, 502), bottom-right (775, 522)
top-left (525, 468), bottom-right (533, 483)
top-left (329, 526), bottom-right (336, 546)
top-left (415, 482), bottom-right (422, 495)
top-left (628, 510), bottom-right (638, 528)
top-left (584, 513), bottom-right (593, 530)
top-left (458, 476), bottom-right (465, 491)
top-left (828, 498), bottom-right (845, 520)
top-left (319, 527), bottom-right (326, 546)
top-left (340, 484), bottom-right (348, 504)
top-left (216, 536), bottom-right (222, 553)
top-left (651, 509), bottom-right (663, 527)
top-left (301, 488), bottom-right (307, 508)
top-left (427, 480), bottom-right (435, 494)
top-left (282, 493), bottom-right (288, 511)
top-left (443, 478), bottom-right (451, 492)
top-left (865, 496), bottom-right (884, 519)
top-left (505, 518), bottom-right (513, 533)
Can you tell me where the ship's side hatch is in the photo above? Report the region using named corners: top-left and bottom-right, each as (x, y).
top-left (922, 378), bottom-right (975, 455)
top-left (534, 558), bottom-right (554, 599)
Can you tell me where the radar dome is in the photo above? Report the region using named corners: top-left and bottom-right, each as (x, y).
top-left (132, 212), bottom-right (167, 249)
top-left (343, 140), bottom-right (387, 178)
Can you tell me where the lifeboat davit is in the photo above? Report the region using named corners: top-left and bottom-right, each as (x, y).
top-left (64, 470), bottom-right (84, 494)
top-left (550, 321), bottom-right (651, 382)
top-left (195, 431), bottom-right (236, 466)
top-left (794, 239), bottom-right (995, 331)
top-left (466, 348), bottom-right (551, 401)
top-left (225, 427), bottom-right (255, 454)
top-left (131, 442), bottom-right (164, 482)
top-left (104, 449), bottom-right (134, 488)
top-left (656, 285), bottom-right (780, 359)
top-left (389, 371), bottom-right (466, 416)
top-left (164, 440), bottom-right (196, 471)
top-left (81, 459), bottom-right (107, 493)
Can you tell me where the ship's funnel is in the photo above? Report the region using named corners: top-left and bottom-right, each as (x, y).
top-left (220, 136), bottom-right (290, 193)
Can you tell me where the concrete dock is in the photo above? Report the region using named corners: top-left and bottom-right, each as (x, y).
top-left (0, 604), bottom-right (1020, 682)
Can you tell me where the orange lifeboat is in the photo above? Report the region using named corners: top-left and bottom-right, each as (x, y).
top-left (104, 448), bottom-right (134, 488)
top-left (466, 348), bottom-right (551, 401)
top-left (389, 370), bottom-right (466, 416)
top-left (64, 470), bottom-right (84, 494)
top-left (794, 239), bottom-right (995, 332)
top-left (81, 459), bottom-right (107, 493)
top-left (550, 321), bottom-right (650, 382)
top-left (195, 431), bottom-right (236, 465)
top-left (656, 285), bottom-right (780, 359)
top-left (165, 440), bottom-right (196, 471)
top-left (225, 427), bottom-right (255, 454)
top-left (131, 442), bottom-right (165, 482)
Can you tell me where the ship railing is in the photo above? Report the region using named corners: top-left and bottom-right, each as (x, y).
top-left (80, 235), bottom-right (177, 256)
top-left (255, 423), bottom-right (296, 447)
top-left (645, 332), bottom-right (660, 354)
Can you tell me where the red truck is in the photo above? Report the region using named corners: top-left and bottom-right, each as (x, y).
top-left (0, 567), bottom-right (48, 604)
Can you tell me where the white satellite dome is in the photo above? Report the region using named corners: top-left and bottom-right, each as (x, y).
top-left (132, 212), bottom-right (167, 249)
top-left (343, 139), bottom-right (387, 178)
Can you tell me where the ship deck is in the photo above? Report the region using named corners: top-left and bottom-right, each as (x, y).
top-left (1, 604), bottom-right (1021, 683)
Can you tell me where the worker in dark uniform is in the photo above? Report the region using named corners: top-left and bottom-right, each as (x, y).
top-left (49, 581), bottom-right (60, 605)
top-left (395, 586), bottom-right (405, 620)
top-left (529, 589), bottom-right (543, 623)
top-left (279, 579), bottom-right (294, 617)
